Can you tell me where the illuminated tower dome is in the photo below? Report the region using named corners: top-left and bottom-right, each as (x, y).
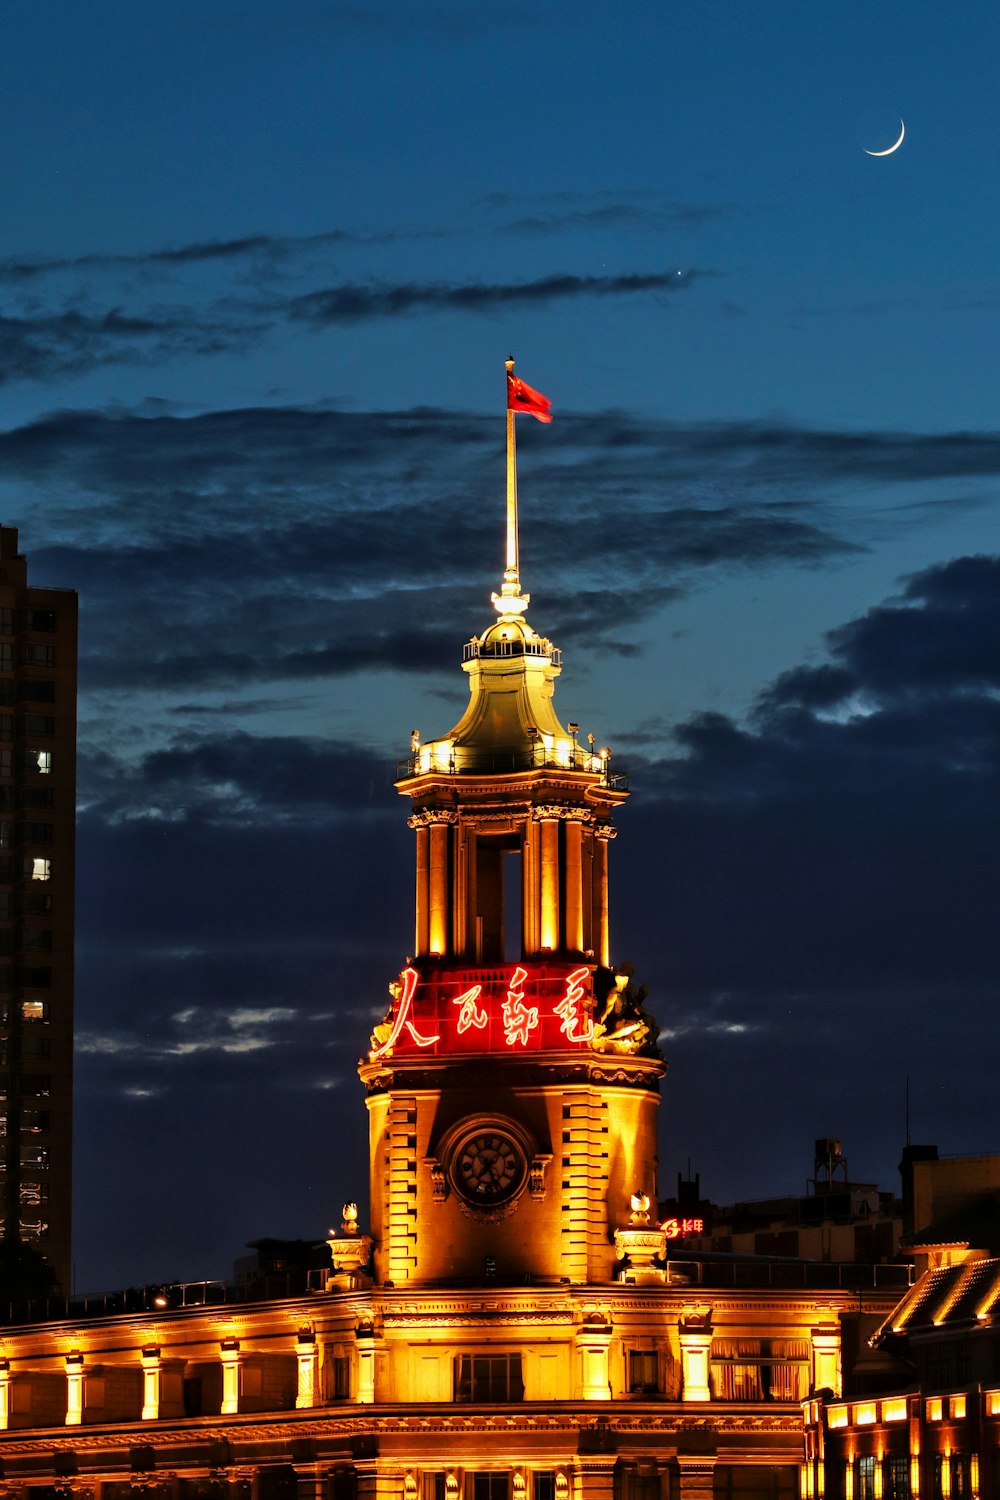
top-left (359, 364), bottom-right (664, 1288)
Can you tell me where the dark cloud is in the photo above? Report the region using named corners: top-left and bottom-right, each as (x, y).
top-left (0, 405), bottom-right (861, 695)
top-left (499, 204), bottom-right (731, 235)
top-left (0, 305), bottom-right (270, 385)
top-left (0, 227), bottom-right (415, 284)
top-left (0, 264), bottom-right (698, 386)
top-left (762, 555), bottom-right (1000, 711)
top-left (288, 270), bottom-right (697, 326)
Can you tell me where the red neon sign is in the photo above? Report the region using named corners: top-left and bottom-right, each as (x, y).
top-left (660, 1217), bottom-right (705, 1239)
top-left (369, 968), bottom-right (441, 1060)
top-left (370, 963), bottom-right (599, 1059)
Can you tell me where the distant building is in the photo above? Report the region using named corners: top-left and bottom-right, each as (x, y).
top-left (0, 526), bottom-right (76, 1291)
top-left (663, 1140), bottom-right (904, 1271)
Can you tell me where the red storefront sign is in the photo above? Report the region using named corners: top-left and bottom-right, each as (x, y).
top-left (370, 963), bottom-right (595, 1060)
top-left (660, 1217), bottom-right (705, 1238)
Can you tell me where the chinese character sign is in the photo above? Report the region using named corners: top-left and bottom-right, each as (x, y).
top-left (369, 963), bottom-right (599, 1059)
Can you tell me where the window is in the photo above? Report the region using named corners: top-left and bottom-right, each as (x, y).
top-left (21, 1001), bottom-right (47, 1023)
top-left (18, 1219), bottom-right (49, 1240)
top-left (621, 1476), bottom-right (661, 1500)
top-left (534, 1476), bottom-right (558, 1500)
top-left (0, 715), bottom-right (11, 740)
top-left (29, 610), bottom-right (56, 631)
top-left (473, 1478), bottom-right (509, 1500)
top-left (950, 1458), bottom-right (970, 1500)
top-left (20, 681), bottom-right (55, 703)
top-left (19, 1182), bottom-right (47, 1206)
top-left (23, 967), bottom-right (52, 987)
top-left (24, 788), bottom-right (54, 808)
top-left (23, 715), bottom-right (54, 736)
top-left (0, 823), bottom-right (10, 849)
top-left (19, 1145), bottom-right (48, 1169)
top-left (0, 646), bottom-right (12, 672)
top-left (0, 893), bottom-right (8, 920)
top-left (22, 929), bottom-right (52, 953)
top-left (627, 1349), bottom-right (659, 1393)
top-left (25, 823), bottom-right (52, 845)
top-left (24, 892), bottom-right (51, 916)
top-left (21, 1109), bottom-right (49, 1133)
top-left (857, 1458), bottom-right (877, 1500)
top-left (0, 750), bottom-right (10, 777)
top-left (19, 1073), bottom-right (50, 1096)
top-left (30, 750), bottom-right (52, 774)
top-left (885, 1457), bottom-right (910, 1500)
top-left (28, 857), bottom-right (51, 881)
top-left (0, 610), bottom-right (12, 635)
top-left (19, 644), bottom-right (55, 667)
top-left (330, 1355), bottom-right (351, 1399)
top-left (455, 1354), bottom-right (524, 1402)
top-left (20, 1035), bottom-right (50, 1060)
top-left (710, 1340), bottom-right (810, 1402)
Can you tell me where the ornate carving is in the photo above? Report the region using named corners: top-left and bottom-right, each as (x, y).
top-left (428, 1161), bottom-right (447, 1201)
top-left (454, 1194), bottom-right (521, 1225)
top-left (407, 809), bottom-right (459, 828)
top-left (533, 805), bottom-right (594, 823)
top-left (529, 1152), bottom-right (552, 1199)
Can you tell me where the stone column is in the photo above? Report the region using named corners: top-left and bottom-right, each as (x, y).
top-left (296, 1331), bottom-right (318, 1409)
top-left (678, 1308), bottom-right (713, 1402)
top-left (676, 1456), bottom-right (717, 1500)
top-left (564, 815), bottom-right (584, 953)
top-left (220, 1339), bottom-right (240, 1416)
top-left (140, 1346), bottom-right (161, 1421)
top-left (0, 1361), bottom-right (9, 1430)
top-left (414, 821), bottom-right (429, 957)
top-left (811, 1324), bottom-right (840, 1395)
top-left (539, 813), bottom-right (559, 951)
top-left (593, 829), bottom-right (615, 968)
top-left (65, 1353), bottom-right (84, 1426)
top-left (428, 818), bottom-right (451, 957)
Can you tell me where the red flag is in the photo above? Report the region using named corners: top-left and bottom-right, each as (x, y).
top-left (507, 373), bottom-right (553, 423)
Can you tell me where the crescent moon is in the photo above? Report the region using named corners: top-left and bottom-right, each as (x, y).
top-left (865, 119), bottom-right (905, 157)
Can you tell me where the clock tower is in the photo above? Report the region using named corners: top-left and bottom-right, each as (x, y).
top-left (360, 364), bottom-right (664, 1288)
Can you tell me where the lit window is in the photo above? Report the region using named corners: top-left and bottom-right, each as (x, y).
top-left (30, 858), bottom-right (51, 881)
top-left (35, 750), bottom-right (52, 774)
top-left (21, 1001), bottom-right (47, 1023)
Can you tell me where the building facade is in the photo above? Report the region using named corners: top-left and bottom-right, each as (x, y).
top-left (0, 526), bottom-right (77, 1292)
top-left (0, 435), bottom-right (901, 1500)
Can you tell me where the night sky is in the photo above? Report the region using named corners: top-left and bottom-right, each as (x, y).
top-left (0, 2), bottom-right (997, 1292)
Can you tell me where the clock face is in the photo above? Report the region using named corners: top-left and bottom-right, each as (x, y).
top-left (454, 1129), bottom-right (525, 1204)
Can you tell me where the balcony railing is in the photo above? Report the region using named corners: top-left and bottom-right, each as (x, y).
top-left (397, 742), bottom-right (627, 790)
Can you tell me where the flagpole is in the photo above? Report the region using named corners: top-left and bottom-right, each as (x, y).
top-left (505, 355), bottom-right (519, 595)
top-left (494, 355), bottom-right (529, 615)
